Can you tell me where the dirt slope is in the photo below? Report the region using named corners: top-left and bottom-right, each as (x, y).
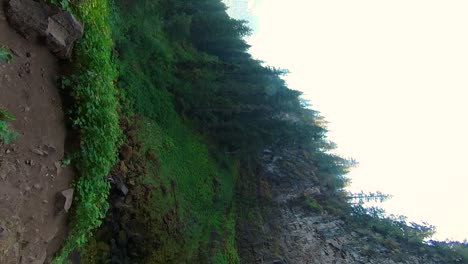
top-left (0, 1), bottom-right (74, 263)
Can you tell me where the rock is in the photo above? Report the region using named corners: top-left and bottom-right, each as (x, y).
top-left (31, 148), bottom-right (48, 156)
top-left (55, 188), bottom-right (74, 213)
top-left (303, 187), bottom-right (322, 198)
top-left (46, 11), bottom-right (84, 59)
top-left (5, 0), bottom-right (83, 59)
top-left (4, 0), bottom-right (52, 40)
top-left (119, 144), bottom-right (133, 162)
top-left (128, 179), bottom-right (135, 186)
top-left (28, 251), bottom-right (46, 264)
top-left (0, 225), bottom-right (8, 240)
top-left (33, 183), bottom-right (41, 190)
top-left (119, 161), bottom-right (128, 174)
top-left (116, 181), bottom-right (129, 196)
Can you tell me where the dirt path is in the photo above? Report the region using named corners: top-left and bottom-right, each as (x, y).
top-left (0, 0), bottom-right (75, 263)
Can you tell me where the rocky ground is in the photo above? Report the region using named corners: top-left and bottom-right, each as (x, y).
top-left (0, 0), bottom-right (76, 262)
top-left (237, 148), bottom-right (446, 264)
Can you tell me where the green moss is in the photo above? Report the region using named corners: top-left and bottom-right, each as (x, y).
top-left (304, 197), bottom-right (323, 213)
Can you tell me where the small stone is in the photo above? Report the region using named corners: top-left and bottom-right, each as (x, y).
top-left (55, 188), bottom-right (74, 214)
top-left (0, 226), bottom-right (8, 240)
top-left (128, 179), bottom-right (135, 186)
top-left (119, 161), bottom-right (128, 174)
top-left (42, 200), bottom-right (48, 204)
top-left (116, 181), bottom-right (128, 196)
top-left (25, 186), bottom-right (31, 191)
top-left (33, 183), bottom-right (41, 190)
top-left (31, 148), bottom-right (48, 156)
top-left (5, 149), bottom-right (11, 154)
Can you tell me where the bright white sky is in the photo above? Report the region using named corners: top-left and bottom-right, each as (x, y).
top-left (226, 0), bottom-right (468, 241)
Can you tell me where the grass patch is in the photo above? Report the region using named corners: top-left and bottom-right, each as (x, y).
top-left (304, 197), bottom-right (323, 213)
top-left (132, 117), bottom-right (238, 263)
top-left (0, 47), bottom-right (12, 62)
top-left (53, 0), bottom-right (120, 262)
top-left (0, 109), bottom-right (18, 144)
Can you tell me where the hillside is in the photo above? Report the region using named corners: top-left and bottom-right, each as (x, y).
top-left (0, 0), bottom-right (467, 263)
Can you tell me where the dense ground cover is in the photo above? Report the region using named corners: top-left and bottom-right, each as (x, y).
top-left (53, 0), bottom-right (121, 262)
top-left (75, 0), bottom-right (240, 262)
top-left (52, 0), bottom-right (468, 263)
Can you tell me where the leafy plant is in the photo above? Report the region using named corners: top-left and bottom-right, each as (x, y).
top-left (0, 109), bottom-right (17, 144)
top-left (0, 108), bottom-right (15, 121)
top-left (48, 0), bottom-right (70, 11)
top-left (304, 197), bottom-right (323, 212)
top-left (0, 47), bottom-right (12, 62)
top-left (53, 0), bottom-right (120, 262)
top-left (0, 121), bottom-right (17, 144)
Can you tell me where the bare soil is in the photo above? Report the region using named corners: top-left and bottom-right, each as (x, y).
top-left (0, 0), bottom-right (74, 263)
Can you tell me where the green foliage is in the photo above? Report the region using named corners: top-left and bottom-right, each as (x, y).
top-left (98, 0), bottom-right (240, 262)
top-left (0, 121), bottom-right (17, 144)
top-left (0, 109), bottom-right (17, 144)
top-left (45, 0), bottom-right (464, 262)
top-left (345, 204), bottom-right (468, 261)
top-left (0, 109), bottom-right (15, 121)
top-left (304, 197), bottom-right (323, 212)
top-left (0, 47), bottom-right (12, 62)
top-left (47, 0), bottom-right (70, 11)
top-left (53, 0), bottom-right (120, 262)
top-left (122, 109), bottom-right (238, 263)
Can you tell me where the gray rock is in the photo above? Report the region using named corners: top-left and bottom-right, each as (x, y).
top-left (5, 0), bottom-right (83, 59)
top-left (55, 188), bottom-right (74, 214)
top-left (46, 11), bottom-right (84, 59)
top-left (116, 182), bottom-right (129, 196)
top-left (28, 251), bottom-right (47, 264)
top-left (238, 147), bottom-right (446, 264)
top-left (4, 0), bottom-right (52, 40)
top-left (0, 225), bottom-right (8, 240)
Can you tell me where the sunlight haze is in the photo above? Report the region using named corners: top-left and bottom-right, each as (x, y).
top-left (225, 0), bottom-right (468, 241)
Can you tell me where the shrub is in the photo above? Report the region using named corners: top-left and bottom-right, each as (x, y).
top-left (53, 0), bottom-right (120, 262)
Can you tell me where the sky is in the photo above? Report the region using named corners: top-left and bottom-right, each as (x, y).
top-left (225, 0), bottom-right (468, 241)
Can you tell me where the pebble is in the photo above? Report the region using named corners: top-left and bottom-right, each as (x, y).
top-left (33, 184), bottom-right (41, 190)
top-left (0, 226), bottom-right (8, 239)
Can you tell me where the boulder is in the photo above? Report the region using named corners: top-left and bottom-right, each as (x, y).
top-left (46, 11), bottom-right (84, 59)
top-left (4, 0), bottom-right (52, 40)
top-left (5, 0), bottom-right (83, 59)
top-left (55, 188), bottom-right (74, 214)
